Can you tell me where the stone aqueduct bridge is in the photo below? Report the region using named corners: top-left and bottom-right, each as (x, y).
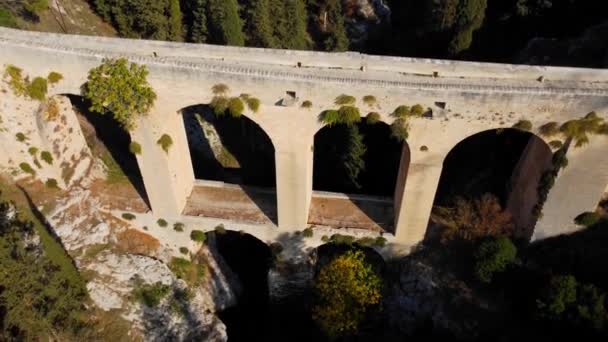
top-left (2, 27), bottom-right (608, 246)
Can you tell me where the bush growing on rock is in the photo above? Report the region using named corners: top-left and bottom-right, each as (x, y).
top-left (190, 230), bottom-right (206, 242)
top-left (301, 100), bottom-right (313, 109)
top-left (411, 104), bottom-right (425, 116)
top-left (366, 112), bottom-right (381, 124)
top-left (338, 106), bottom-right (361, 125)
top-left (212, 83), bottom-right (229, 95)
top-left (129, 141), bottom-right (142, 155)
top-left (329, 233), bottom-right (355, 245)
top-left (157, 134), bottom-right (173, 153)
top-left (40, 151), bottom-right (53, 165)
top-left (313, 250), bottom-right (382, 337)
top-left (334, 94), bottom-right (356, 106)
top-left (179, 247), bottom-right (189, 255)
top-left (47, 71), bottom-right (63, 84)
top-left (168, 257), bottom-right (205, 287)
top-left (82, 58), bottom-right (157, 131)
top-left (574, 212), bottom-right (601, 227)
top-left (390, 118), bottom-right (409, 142)
top-left (210, 96), bottom-right (229, 116)
top-left (157, 218), bottom-right (168, 227)
top-left (302, 227), bottom-right (313, 238)
top-left (513, 119), bottom-right (533, 131)
top-left (474, 236), bottom-right (517, 283)
top-left (45, 178), bottom-right (58, 189)
top-left (173, 222), bottom-right (185, 232)
top-left (227, 97), bottom-right (245, 117)
top-left (15, 132), bottom-right (27, 142)
top-left (121, 213), bottom-right (136, 221)
top-left (245, 97), bottom-right (261, 113)
top-left (539, 122), bottom-right (560, 137)
top-left (132, 281), bottom-right (170, 307)
top-left (362, 95), bottom-right (376, 106)
top-left (4, 65), bottom-right (27, 96)
top-left (214, 224), bottom-right (226, 234)
top-left (19, 162), bottom-right (35, 176)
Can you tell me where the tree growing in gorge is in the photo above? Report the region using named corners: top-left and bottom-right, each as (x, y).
top-left (82, 58), bottom-right (157, 131)
top-left (312, 250), bottom-right (382, 337)
top-left (206, 0), bottom-right (245, 46)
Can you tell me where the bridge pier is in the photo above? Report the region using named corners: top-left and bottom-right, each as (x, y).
top-left (275, 143), bottom-right (314, 231)
top-left (394, 160), bottom-right (444, 246)
top-left (534, 136), bottom-right (608, 239)
top-left (132, 105), bottom-right (195, 218)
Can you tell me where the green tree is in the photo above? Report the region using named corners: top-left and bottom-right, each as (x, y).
top-left (0, 6), bottom-right (18, 28)
top-left (241, 0), bottom-right (277, 47)
top-left (25, 0), bottom-right (48, 17)
top-left (320, 0), bottom-right (349, 51)
top-left (206, 0), bottom-right (245, 46)
top-left (279, 0), bottom-right (309, 50)
top-left (537, 274), bottom-right (578, 318)
top-left (82, 58), bottom-right (157, 131)
top-left (343, 125), bottom-right (366, 189)
top-left (169, 0), bottom-right (184, 41)
top-left (186, 0), bottom-right (209, 43)
top-left (312, 250), bottom-right (382, 337)
top-left (474, 236), bottom-right (517, 283)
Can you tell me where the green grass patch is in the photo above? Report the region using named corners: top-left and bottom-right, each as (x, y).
top-left (26, 77), bottom-right (48, 101)
top-left (100, 151), bottom-right (128, 184)
top-left (168, 257), bottom-right (205, 287)
top-left (132, 281), bottom-right (170, 307)
top-left (0, 6), bottom-right (18, 28)
top-left (47, 71), bottom-right (63, 84)
top-left (190, 230), bottom-right (206, 242)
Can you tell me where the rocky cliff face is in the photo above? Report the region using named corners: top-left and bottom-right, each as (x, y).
top-left (0, 76), bottom-right (240, 340)
top-left (343, 0), bottom-right (391, 49)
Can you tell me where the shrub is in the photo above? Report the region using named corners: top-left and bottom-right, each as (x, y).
top-left (245, 97), bottom-right (260, 113)
top-left (157, 218), bottom-right (168, 227)
top-left (28, 147), bottom-right (38, 156)
top-left (45, 178), bottom-right (59, 189)
top-left (374, 236), bottom-right (387, 247)
top-left (302, 228), bottom-right (313, 238)
top-left (212, 83), bottom-right (229, 95)
top-left (513, 119), bottom-right (533, 131)
top-left (157, 134), bottom-right (173, 153)
top-left (190, 230), bottom-right (206, 242)
top-left (334, 94), bottom-right (356, 106)
top-left (168, 257), bottom-right (205, 287)
top-left (312, 250), bottom-right (382, 337)
top-left (320, 109), bottom-right (340, 126)
top-left (549, 140), bottom-right (563, 149)
top-left (474, 236), bottom-right (517, 283)
top-left (179, 247), bottom-right (189, 255)
top-left (321, 235), bottom-right (329, 242)
top-left (173, 222), bottom-right (185, 232)
top-left (362, 95), bottom-right (376, 106)
top-left (420, 145), bottom-right (429, 152)
top-left (301, 100), bottom-right (313, 108)
top-left (411, 104), bottom-right (425, 116)
top-left (390, 118), bottom-right (409, 142)
top-left (227, 97), bottom-right (245, 117)
top-left (47, 71), bottom-right (63, 84)
top-left (366, 112), bottom-right (381, 124)
top-left (539, 122), bottom-right (560, 137)
top-left (210, 96), bottom-right (229, 116)
top-left (82, 58), bottom-right (156, 131)
top-left (129, 141), bottom-right (142, 155)
top-left (536, 275), bottom-right (577, 318)
top-left (40, 151), bottom-right (53, 165)
top-left (355, 237), bottom-right (375, 247)
top-left (4, 65), bottom-right (27, 96)
top-left (132, 282), bottom-right (170, 307)
top-left (329, 234), bottom-right (355, 245)
top-left (19, 162), bottom-right (36, 176)
top-left (122, 213), bottom-right (136, 221)
top-left (0, 7), bottom-right (18, 28)
top-left (25, 0), bottom-right (48, 16)
top-left (15, 132), bottom-right (26, 142)
top-left (432, 194), bottom-right (514, 243)
top-left (574, 212), bottom-right (601, 227)
top-left (215, 224), bottom-right (226, 234)
top-left (338, 106), bottom-right (361, 125)
top-left (392, 105), bottom-right (411, 118)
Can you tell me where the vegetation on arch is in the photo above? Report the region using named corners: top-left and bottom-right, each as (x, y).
top-left (538, 112), bottom-right (608, 148)
top-left (82, 58), bottom-right (157, 131)
top-left (209, 85), bottom-right (260, 118)
top-left (3, 65), bottom-right (55, 101)
top-left (312, 249), bottom-right (382, 337)
top-left (432, 193), bottom-right (514, 243)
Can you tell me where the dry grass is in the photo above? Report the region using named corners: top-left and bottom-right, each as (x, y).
top-left (116, 229), bottom-right (160, 256)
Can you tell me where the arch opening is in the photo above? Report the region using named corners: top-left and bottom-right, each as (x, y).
top-left (428, 128), bottom-right (554, 243)
top-left (181, 105), bottom-right (277, 224)
top-left (62, 94), bottom-right (150, 210)
top-left (308, 119), bottom-right (408, 234)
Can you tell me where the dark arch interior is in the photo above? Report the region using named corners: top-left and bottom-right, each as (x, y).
top-left (430, 128), bottom-right (553, 241)
top-left (63, 94), bottom-right (149, 208)
top-left (182, 105), bottom-right (275, 187)
top-left (210, 231), bottom-right (273, 341)
top-left (313, 120), bottom-right (402, 196)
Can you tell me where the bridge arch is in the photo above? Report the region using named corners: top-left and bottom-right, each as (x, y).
top-left (179, 104), bottom-right (278, 225)
top-left (308, 116), bottom-right (410, 234)
top-left (427, 127), bottom-right (554, 242)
